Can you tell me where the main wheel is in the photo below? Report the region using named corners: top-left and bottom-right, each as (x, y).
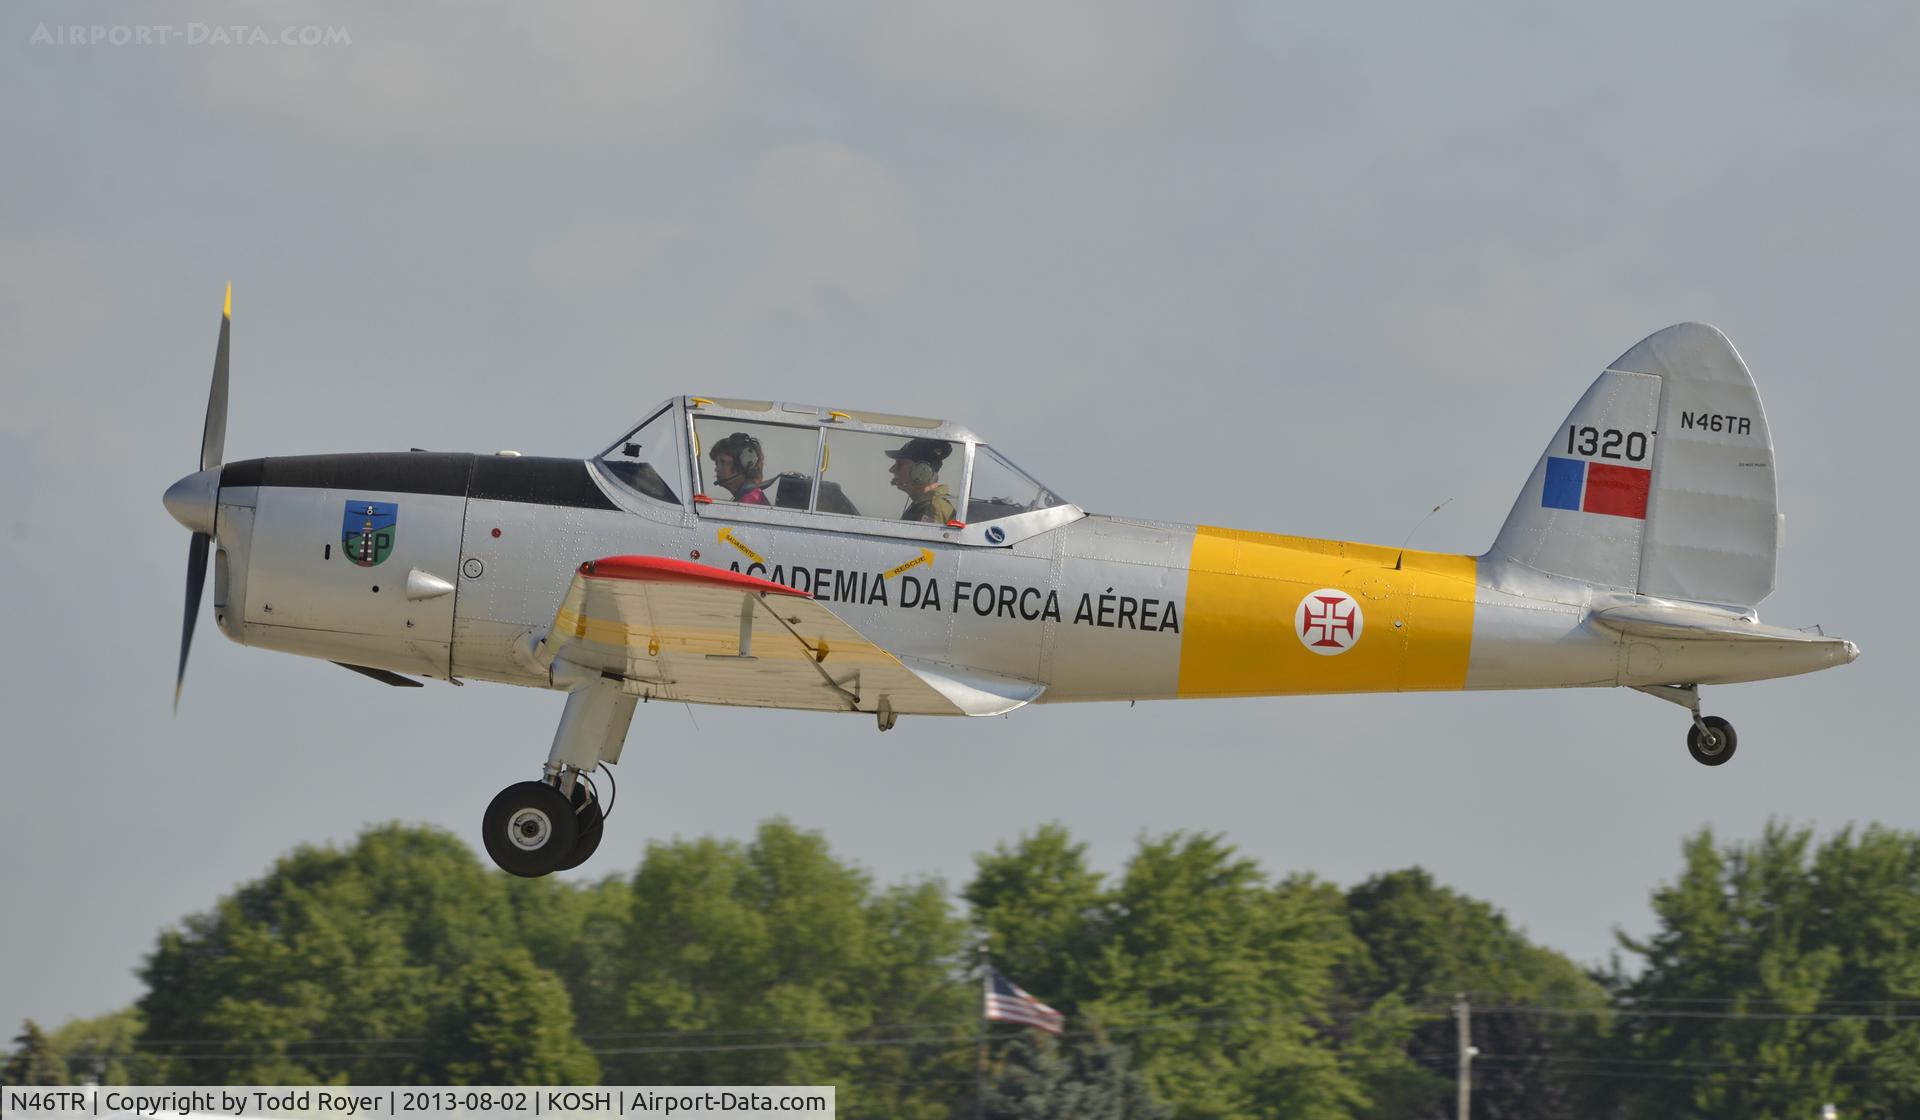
top-left (1687, 716), bottom-right (1737, 767)
top-left (553, 782), bottom-right (604, 873)
top-left (482, 780), bottom-right (579, 877)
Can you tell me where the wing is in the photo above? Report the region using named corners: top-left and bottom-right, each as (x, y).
top-left (531, 556), bottom-right (1041, 717)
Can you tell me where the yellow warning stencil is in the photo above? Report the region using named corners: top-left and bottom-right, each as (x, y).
top-left (884, 549), bottom-right (935, 580)
top-left (718, 527), bottom-right (764, 565)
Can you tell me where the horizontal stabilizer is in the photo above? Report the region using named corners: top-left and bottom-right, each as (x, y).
top-left (1592, 601), bottom-right (1858, 685)
top-left (1592, 603), bottom-right (1822, 644)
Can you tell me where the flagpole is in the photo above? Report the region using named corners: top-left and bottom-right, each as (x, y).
top-left (976, 939), bottom-right (990, 1120)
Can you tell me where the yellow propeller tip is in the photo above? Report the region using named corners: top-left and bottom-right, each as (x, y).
top-left (223, 282), bottom-right (232, 319)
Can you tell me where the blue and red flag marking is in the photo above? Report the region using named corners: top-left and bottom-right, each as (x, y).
top-left (1542, 457), bottom-right (1650, 519)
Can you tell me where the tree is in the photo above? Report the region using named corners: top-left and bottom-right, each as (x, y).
top-left (1601, 824), bottom-right (1920, 1120)
top-left (48, 1008), bottom-right (146, 1085)
top-left (607, 819), bottom-right (971, 1119)
top-left (982, 1031), bottom-right (1171, 1120)
top-left (419, 949), bottom-right (598, 1084)
top-left (966, 824), bottom-right (1107, 1014)
top-left (1342, 868), bottom-right (1609, 1120)
top-left (1084, 836), bottom-right (1377, 1119)
top-left (3, 1020), bottom-right (70, 1086)
top-left (136, 824), bottom-right (586, 1084)
top-left (505, 874), bottom-right (633, 1046)
top-left (971, 828), bottom-right (1419, 1120)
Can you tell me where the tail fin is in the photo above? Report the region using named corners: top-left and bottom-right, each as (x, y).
top-left (1486, 323), bottom-right (1779, 609)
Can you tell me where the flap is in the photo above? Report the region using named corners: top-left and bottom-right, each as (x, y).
top-left (536, 556), bottom-right (989, 718)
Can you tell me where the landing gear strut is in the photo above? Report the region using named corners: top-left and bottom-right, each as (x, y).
top-left (1634, 684), bottom-right (1738, 767)
top-left (482, 667), bottom-right (636, 877)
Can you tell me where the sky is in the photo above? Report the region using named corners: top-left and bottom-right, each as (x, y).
top-left (4, 0), bottom-right (1918, 1034)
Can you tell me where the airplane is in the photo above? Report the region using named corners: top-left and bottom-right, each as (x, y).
top-left (164, 287), bottom-right (1859, 877)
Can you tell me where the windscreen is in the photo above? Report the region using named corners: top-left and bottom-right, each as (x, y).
top-left (596, 405), bottom-right (685, 504)
top-left (966, 446), bottom-right (1065, 523)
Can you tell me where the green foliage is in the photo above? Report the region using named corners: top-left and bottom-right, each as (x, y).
top-left (1343, 868), bottom-right (1608, 1120)
top-left (47, 1008), bottom-right (145, 1085)
top-left (1603, 823), bottom-right (1920, 1120)
top-left (40, 812), bottom-right (1920, 1120)
top-left (419, 949), bottom-right (598, 1084)
top-left (982, 1032), bottom-right (1170, 1120)
top-left (967, 824), bottom-right (1107, 1011)
top-left (135, 824), bottom-right (584, 1085)
top-left (972, 828), bottom-right (1424, 1120)
top-left (605, 819), bottom-right (971, 1119)
top-left (505, 875), bottom-right (633, 1045)
top-left (3, 1020), bottom-right (71, 1086)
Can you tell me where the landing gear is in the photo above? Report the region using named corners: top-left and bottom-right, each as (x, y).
top-left (482, 670), bottom-right (636, 877)
top-left (1634, 684), bottom-right (1738, 768)
top-left (1687, 715), bottom-right (1737, 767)
top-left (483, 781), bottom-right (579, 878)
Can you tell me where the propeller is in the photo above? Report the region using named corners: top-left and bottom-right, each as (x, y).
top-left (172, 284), bottom-right (230, 711)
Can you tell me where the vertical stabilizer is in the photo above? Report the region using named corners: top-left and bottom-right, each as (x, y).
top-left (1486, 324), bottom-right (1778, 609)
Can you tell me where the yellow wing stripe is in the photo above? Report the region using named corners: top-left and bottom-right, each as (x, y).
top-left (551, 610), bottom-right (899, 666)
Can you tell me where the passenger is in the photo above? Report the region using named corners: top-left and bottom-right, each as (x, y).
top-left (886, 438), bottom-right (956, 523)
top-left (708, 432), bottom-right (770, 505)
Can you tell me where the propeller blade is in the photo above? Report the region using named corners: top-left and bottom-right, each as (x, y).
top-left (200, 283), bottom-right (230, 473)
top-left (176, 530), bottom-right (211, 713)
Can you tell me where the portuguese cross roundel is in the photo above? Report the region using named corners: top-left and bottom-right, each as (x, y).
top-left (1295, 588), bottom-right (1363, 655)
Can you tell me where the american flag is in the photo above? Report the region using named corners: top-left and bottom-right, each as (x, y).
top-left (983, 966), bottom-right (1065, 1035)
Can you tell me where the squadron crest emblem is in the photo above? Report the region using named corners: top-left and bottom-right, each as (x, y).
top-left (341, 500), bottom-right (398, 567)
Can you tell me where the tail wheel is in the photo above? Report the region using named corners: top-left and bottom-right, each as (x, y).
top-left (1687, 716), bottom-right (1737, 766)
top-left (482, 780), bottom-right (579, 877)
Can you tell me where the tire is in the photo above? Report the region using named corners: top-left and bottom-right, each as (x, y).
top-left (1687, 716), bottom-right (1737, 767)
top-left (482, 780), bottom-right (579, 877)
top-left (553, 782), bottom-right (604, 873)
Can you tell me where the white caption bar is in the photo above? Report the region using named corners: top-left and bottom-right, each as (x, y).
top-left (3, 1087), bottom-right (833, 1120)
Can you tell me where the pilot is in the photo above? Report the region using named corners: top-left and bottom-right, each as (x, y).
top-left (708, 432), bottom-right (770, 505)
top-left (886, 438), bottom-right (956, 524)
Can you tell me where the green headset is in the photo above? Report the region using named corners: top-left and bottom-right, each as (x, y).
top-left (893, 438), bottom-right (949, 486)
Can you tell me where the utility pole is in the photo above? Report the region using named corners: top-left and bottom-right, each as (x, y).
top-left (1455, 994), bottom-right (1474, 1120)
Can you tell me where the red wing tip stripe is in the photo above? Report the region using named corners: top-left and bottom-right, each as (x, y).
top-left (579, 555), bottom-right (813, 598)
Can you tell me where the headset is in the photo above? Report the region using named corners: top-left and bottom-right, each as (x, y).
top-left (711, 432), bottom-right (762, 478)
top-left (893, 438), bottom-right (948, 486)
